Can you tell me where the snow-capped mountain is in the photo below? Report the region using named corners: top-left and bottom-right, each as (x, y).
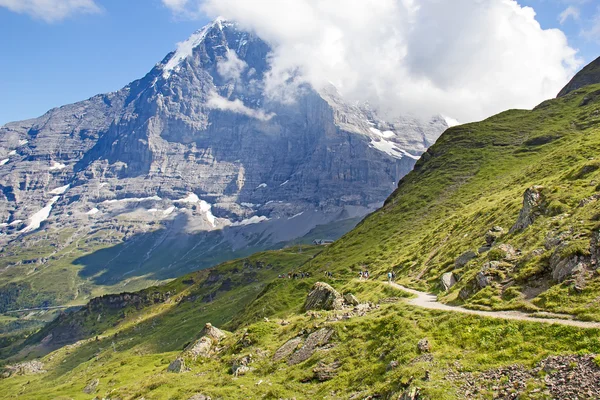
top-left (0, 19), bottom-right (446, 293)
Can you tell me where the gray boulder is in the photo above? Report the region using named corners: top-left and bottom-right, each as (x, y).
top-left (188, 395), bottom-right (212, 400)
top-left (273, 337), bottom-right (303, 362)
top-left (510, 186), bottom-right (545, 233)
top-left (167, 357), bottom-right (187, 373)
top-left (344, 293), bottom-right (360, 306)
top-left (550, 246), bottom-right (589, 282)
top-left (185, 336), bottom-right (213, 360)
top-left (440, 272), bottom-right (457, 291)
top-left (455, 251), bottom-right (477, 268)
top-left (288, 328), bottom-right (334, 365)
top-left (200, 323), bottom-right (226, 342)
top-left (417, 338), bottom-right (431, 353)
top-left (304, 282), bottom-right (344, 311)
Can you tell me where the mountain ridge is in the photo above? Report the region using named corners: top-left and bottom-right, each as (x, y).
top-left (0, 19), bottom-right (446, 314)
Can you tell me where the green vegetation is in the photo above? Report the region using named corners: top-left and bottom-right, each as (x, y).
top-left (308, 84), bottom-right (600, 320)
top-left (3, 69), bottom-right (600, 399)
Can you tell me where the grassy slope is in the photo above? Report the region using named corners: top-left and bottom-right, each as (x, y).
top-left (310, 84), bottom-right (600, 319)
top-left (2, 86), bottom-right (600, 399)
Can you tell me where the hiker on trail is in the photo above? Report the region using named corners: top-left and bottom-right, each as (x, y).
top-left (391, 271), bottom-right (396, 281)
top-left (365, 270), bottom-right (370, 280)
top-left (359, 271), bottom-right (363, 280)
top-left (388, 272), bottom-right (392, 282)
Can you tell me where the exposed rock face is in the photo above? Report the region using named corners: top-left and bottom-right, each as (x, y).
top-left (455, 251), bottom-right (477, 268)
top-left (313, 360), bottom-right (341, 381)
top-left (557, 56), bottom-right (600, 97)
top-left (167, 357), bottom-right (187, 373)
top-left (494, 243), bottom-right (517, 261)
top-left (2, 360), bottom-right (45, 377)
top-left (273, 337), bottom-right (303, 362)
top-left (549, 246), bottom-right (589, 283)
top-left (440, 272), bottom-right (457, 291)
top-left (200, 323), bottom-right (226, 342)
top-left (188, 394), bottom-right (212, 400)
top-left (185, 336), bottom-right (213, 360)
top-left (183, 323), bottom-right (226, 360)
top-left (83, 378), bottom-right (99, 394)
top-left (0, 19), bottom-right (447, 308)
top-left (510, 186), bottom-right (545, 233)
top-left (304, 282), bottom-right (344, 311)
top-left (417, 338), bottom-right (431, 353)
top-left (343, 293), bottom-right (359, 306)
top-left (288, 328), bottom-right (334, 365)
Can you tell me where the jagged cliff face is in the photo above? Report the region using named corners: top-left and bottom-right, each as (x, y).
top-left (0, 20), bottom-right (446, 298)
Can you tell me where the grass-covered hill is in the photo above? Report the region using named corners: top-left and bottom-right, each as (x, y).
top-left (311, 82), bottom-right (600, 321)
top-left (2, 64), bottom-right (600, 399)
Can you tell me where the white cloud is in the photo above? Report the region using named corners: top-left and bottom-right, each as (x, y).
top-left (0, 0), bottom-right (100, 22)
top-left (167, 0), bottom-right (581, 123)
top-left (217, 49), bottom-right (248, 80)
top-left (207, 92), bottom-right (275, 121)
top-left (559, 6), bottom-right (580, 25)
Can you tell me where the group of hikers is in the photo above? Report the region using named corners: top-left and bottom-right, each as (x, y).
top-left (359, 270), bottom-right (370, 280)
top-left (280, 268), bottom-right (395, 281)
top-left (278, 271), bottom-right (311, 279)
top-left (358, 269), bottom-right (396, 282)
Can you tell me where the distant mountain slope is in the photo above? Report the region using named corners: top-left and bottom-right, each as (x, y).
top-left (558, 55), bottom-right (600, 97)
top-left (0, 19), bottom-right (447, 311)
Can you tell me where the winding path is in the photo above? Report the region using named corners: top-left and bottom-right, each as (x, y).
top-left (388, 282), bottom-right (600, 329)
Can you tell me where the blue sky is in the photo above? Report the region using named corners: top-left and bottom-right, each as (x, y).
top-left (0, 0), bottom-right (598, 125)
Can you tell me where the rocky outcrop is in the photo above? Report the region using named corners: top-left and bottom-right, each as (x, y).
top-left (417, 338), bottom-right (431, 353)
top-left (440, 272), bottom-right (457, 291)
top-left (510, 186), bottom-right (545, 233)
top-left (183, 323), bottom-right (227, 360)
top-left (83, 378), bottom-right (99, 394)
top-left (232, 355), bottom-right (253, 377)
top-left (549, 245), bottom-right (589, 283)
top-left (200, 323), bottom-right (226, 342)
top-left (343, 293), bottom-right (359, 306)
top-left (288, 328), bottom-right (334, 365)
top-left (2, 360), bottom-right (45, 377)
top-left (188, 394), bottom-right (212, 400)
top-left (304, 282), bottom-right (344, 311)
top-left (455, 251), bottom-right (477, 268)
top-left (185, 337), bottom-right (213, 360)
top-left (448, 354), bottom-right (600, 399)
top-left (273, 337), bottom-right (303, 362)
top-left (313, 360), bottom-right (341, 381)
top-left (167, 357), bottom-right (187, 373)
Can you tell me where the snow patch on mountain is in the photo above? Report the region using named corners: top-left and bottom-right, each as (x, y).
top-left (21, 196), bottom-right (60, 233)
top-left (49, 184), bottom-right (70, 195)
top-left (49, 161), bottom-right (66, 171)
top-left (102, 196), bottom-right (162, 205)
top-left (231, 215), bottom-right (269, 226)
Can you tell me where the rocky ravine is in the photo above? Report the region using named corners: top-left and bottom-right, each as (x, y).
top-left (0, 19), bottom-right (447, 306)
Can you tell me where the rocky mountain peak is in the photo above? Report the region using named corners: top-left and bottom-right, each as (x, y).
top-left (0, 19), bottom-right (447, 309)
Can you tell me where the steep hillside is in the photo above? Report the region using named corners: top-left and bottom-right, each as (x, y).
top-left (311, 82), bottom-right (600, 321)
top-left (0, 19), bottom-right (446, 313)
top-left (558, 56), bottom-right (600, 97)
